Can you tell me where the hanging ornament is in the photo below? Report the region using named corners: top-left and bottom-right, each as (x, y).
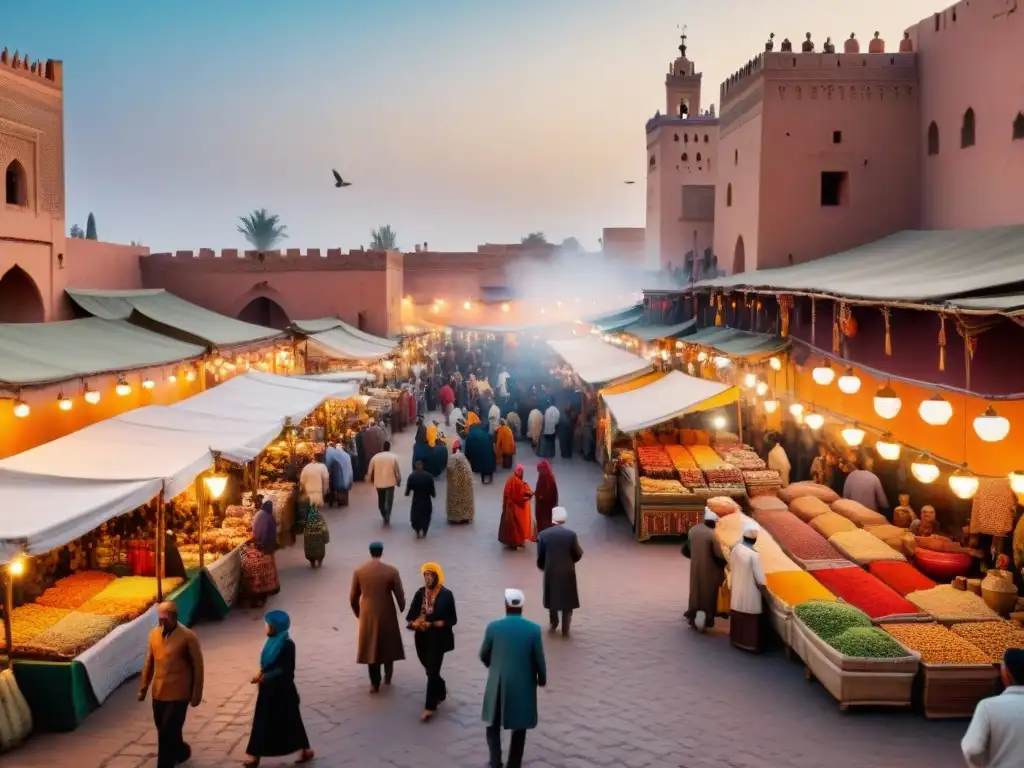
top-left (839, 304), bottom-right (857, 338)
top-left (881, 306), bottom-right (892, 356)
top-left (811, 297), bottom-right (817, 346)
top-left (873, 383), bottom-right (902, 420)
top-left (763, 393), bottom-right (779, 414)
top-left (778, 294), bottom-right (793, 337)
top-left (837, 367), bottom-right (861, 394)
top-left (1008, 470), bottom-right (1024, 495)
top-left (938, 314), bottom-right (947, 372)
top-left (918, 394), bottom-right (953, 426)
top-left (875, 433), bottom-right (901, 461)
top-left (832, 302), bottom-right (841, 354)
top-left (769, 356), bottom-right (782, 371)
top-left (911, 453), bottom-right (940, 484)
top-left (805, 410), bottom-right (825, 430)
top-left (715, 295), bottom-right (723, 326)
top-left (949, 465), bottom-right (980, 500)
top-left (812, 360), bottom-right (835, 386)
top-left (974, 405), bottom-right (1010, 443)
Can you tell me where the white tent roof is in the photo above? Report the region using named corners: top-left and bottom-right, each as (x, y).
top-left (0, 372), bottom-right (359, 562)
top-left (601, 371), bottom-right (739, 433)
top-left (304, 328), bottom-right (394, 362)
top-left (297, 370), bottom-right (376, 383)
top-left (547, 337), bottom-right (653, 385)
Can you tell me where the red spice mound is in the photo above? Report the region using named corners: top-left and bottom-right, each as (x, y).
top-left (756, 510), bottom-right (842, 562)
top-left (812, 567), bottom-right (922, 620)
top-left (868, 561), bottom-right (936, 597)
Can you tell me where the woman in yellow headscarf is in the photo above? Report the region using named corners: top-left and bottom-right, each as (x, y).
top-left (405, 562), bottom-right (458, 721)
top-left (465, 410), bottom-right (481, 429)
top-left (426, 422), bottom-right (438, 448)
top-left (494, 418), bottom-right (516, 470)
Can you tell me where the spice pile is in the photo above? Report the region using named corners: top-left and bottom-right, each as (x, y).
top-left (907, 585), bottom-right (1001, 623)
top-left (830, 499), bottom-right (888, 528)
top-left (756, 511), bottom-right (844, 564)
top-left (78, 576), bottom-right (185, 622)
top-left (868, 562), bottom-right (936, 597)
top-left (765, 570), bottom-right (837, 608)
top-left (812, 566), bottom-right (922, 621)
top-left (794, 600), bottom-right (909, 659)
top-left (16, 612), bottom-right (123, 660)
top-left (883, 623), bottom-right (992, 665)
top-left (639, 477), bottom-right (690, 496)
top-left (665, 446), bottom-right (707, 489)
top-left (828, 529), bottom-right (908, 565)
top-left (35, 571), bottom-right (117, 610)
top-left (637, 446), bottom-right (675, 479)
top-left (809, 512), bottom-right (857, 538)
top-left (829, 627), bottom-right (909, 659)
top-left (950, 621), bottom-right (1024, 662)
top-left (7, 605), bottom-right (70, 646)
top-left (741, 470), bottom-right (782, 496)
top-left (716, 446), bottom-right (766, 471)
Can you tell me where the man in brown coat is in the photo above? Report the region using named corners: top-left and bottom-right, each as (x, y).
top-left (350, 541), bottom-right (406, 693)
top-left (138, 601), bottom-right (205, 768)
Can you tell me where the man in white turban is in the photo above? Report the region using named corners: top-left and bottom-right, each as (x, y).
top-left (536, 506), bottom-right (583, 637)
top-left (480, 589), bottom-right (546, 768)
top-left (729, 522), bottom-right (767, 652)
top-left (684, 508), bottom-right (727, 632)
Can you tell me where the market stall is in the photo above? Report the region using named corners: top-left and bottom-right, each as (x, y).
top-left (547, 337), bottom-right (654, 388)
top-left (600, 371), bottom-right (750, 540)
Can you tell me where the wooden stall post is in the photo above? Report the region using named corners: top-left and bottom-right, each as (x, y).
top-left (156, 484), bottom-right (166, 602)
top-left (632, 433), bottom-right (641, 541)
top-left (197, 476), bottom-right (207, 570)
top-left (736, 399), bottom-right (744, 443)
top-left (3, 564), bottom-right (14, 668)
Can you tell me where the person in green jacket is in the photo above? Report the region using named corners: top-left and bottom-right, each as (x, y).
top-left (479, 588), bottom-right (546, 768)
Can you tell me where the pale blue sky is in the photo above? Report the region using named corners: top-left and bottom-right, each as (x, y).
top-left (6, 0), bottom-right (944, 252)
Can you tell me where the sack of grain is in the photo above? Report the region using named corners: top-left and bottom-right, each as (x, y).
top-left (809, 511), bottom-right (858, 538)
top-left (789, 496), bottom-right (831, 523)
top-left (750, 495), bottom-right (789, 515)
top-left (831, 499), bottom-right (889, 528)
top-left (778, 481), bottom-right (840, 505)
top-left (706, 496), bottom-right (741, 517)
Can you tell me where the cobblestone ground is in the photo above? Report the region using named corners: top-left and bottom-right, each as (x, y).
top-left (11, 413), bottom-right (967, 768)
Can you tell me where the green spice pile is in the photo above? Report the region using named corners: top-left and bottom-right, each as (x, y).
top-left (794, 599), bottom-right (872, 640)
top-left (829, 627), bottom-right (909, 659)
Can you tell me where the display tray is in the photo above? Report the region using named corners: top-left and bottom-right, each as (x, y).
top-left (793, 617), bottom-right (920, 674)
top-left (639, 492), bottom-right (701, 506)
top-left (916, 663), bottom-right (1001, 719)
top-left (795, 622), bottom-right (917, 710)
top-left (765, 591), bottom-right (793, 649)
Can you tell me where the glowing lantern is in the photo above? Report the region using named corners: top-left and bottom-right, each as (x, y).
top-left (142, 378), bottom-right (155, 390)
top-left (8, 556), bottom-right (25, 576)
top-left (168, 374), bottom-right (177, 384)
top-left (763, 395), bottom-right (779, 414)
top-left (57, 392), bottom-right (73, 411)
top-left (875, 433), bottom-right (901, 461)
top-left (918, 394), bottom-right (953, 426)
top-left (769, 357), bottom-right (782, 371)
top-left (115, 376), bottom-right (132, 396)
top-left (755, 380), bottom-right (768, 396)
top-left (743, 373), bottom-right (757, 388)
top-left (789, 403), bottom-right (804, 418)
top-left (185, 368), bottom-right (197, 382)
top-left (812, 361), bottom-right (835, 386)
top-left (714, 356), bottom-right (731, 369)
top-left (911, 453), bottom-right (940, 484)
top-left (711, 415), bottom-right (727, 430)
top-left (949, 465), bottom-right (980, 500)
top-left (13, 400), bottom-right (29, 418)
top-left (697, 351), bottom-right (708, 362)
top-left (1009, 470), bottom-right (1024, 495)
top-left (84, 387), bottom-right (101, 405)
top-left (837, 368), bottom-right (861, 394)
top-left (841, 424), bottom-right (866, 447)
top-left (973, 405), bottom-right (1010, 443)
top-left (203, 472), bottom-right (229, 500)
top-left (501, 303), bottom-right (510, 313)
top-left (873, 383), bottom-right (902, 420)
top-left (804, 411), bottom-right (825, 430)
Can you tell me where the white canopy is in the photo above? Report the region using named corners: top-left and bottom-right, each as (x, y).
top-left (297, 370), bottom-right (376, 383)
top-left (601, 371), bottom-right (739, 433)
top-left (304, 329), bottom-right (394, 362)
top-left (547, 337), bottom-right (653, 385)
top-left (0, 372), bottom-right (359, 562)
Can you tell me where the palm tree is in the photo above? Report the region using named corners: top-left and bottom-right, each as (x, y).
top-left (238, 209), bottom-right (288, 265)
top-left (560, 236), bottom-right (583, 252)
top-left (370, 225), bottom-right (398, 251)
top-left (521, 232), bottom-right (548, 247)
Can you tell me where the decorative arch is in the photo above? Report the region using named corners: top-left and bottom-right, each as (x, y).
top-left (733, 236), bottom-right (746, 275)
top-left (5, 160), bottom-right (27, 206)
top-left (1013, 112), bottom-right (1024, 141)
top-left (237, 296), bottom-right (290, 330)
top-left (727, 183), bottom-right (733, 207)
top-left (927, 121), bottom-right (940, 155)
top-left (0, 265), bottom-right (45, 322)
top-left (961, 108), bottom-right (976, 148)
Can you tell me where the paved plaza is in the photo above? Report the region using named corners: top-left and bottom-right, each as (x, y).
top-left (11, 415), bottom-right (967, 768)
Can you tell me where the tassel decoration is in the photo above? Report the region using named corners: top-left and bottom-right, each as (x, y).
top-left (714, 295), bottom-right (723, 326)
top-left (881, 307), bottom-right (892, 356)
top-left (938, 314), bottom-right (947, 372)
top-left (811, 297), bottom-right (817, 346)
top-left (832, 302), bottom-right (840, 354)
top-left (778, 294), bottom-right (793, 337)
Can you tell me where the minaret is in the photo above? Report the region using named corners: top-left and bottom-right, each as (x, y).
top-left (666, 28), bottom-right (702, 118)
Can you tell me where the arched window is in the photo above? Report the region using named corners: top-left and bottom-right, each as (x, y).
top-left (1014, 113), bottom-right (1024, 141)
top-left (696, 152), bottom-right (702, 162)
top-left (684, 134), bottom-right (689, 143)
top-left (703, 134), bottom-right (709, 143)
top-left (727, 183), bottom-right (733, 207)
top-left (237, 296), bottom-right (290, 330)
top-left (5, 160), bottom-right (27, 206)
top-left (961, 108), bottom-right (976, 148)
top-left (679, 99), bottom-right (689, 118)
top-left (0, 265), bottom-right (45, 322)
top-left (733, 236), bottom-right (746, 275)
top-left (649, 154), bottom-right (656, 168)
top-left (734, 149), bottom-right (739, 165)
top-left (681, 153), bottom-right (688, 162)
top-left (927, 121), bottom-right (940, 156)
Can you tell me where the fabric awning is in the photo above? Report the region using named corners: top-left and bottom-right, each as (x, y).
top-left (681, 327), bottom-right (788, 358)
top-left (944, 293), bottom-right (1024, 314)
top-left (0, 318), bottom-right (204, 388)
top-left (67, 288), bottom-right (282, 348)
top-left (296, 371), bottom-right (376, 383)
top-left (584, 304), bottom-right (645, 332)
top-left (304, 329), bottom-right (395, 362)
top-left (601, 370), bottom-right (740, 433)
top-left (695, 224), bottom-right (1024, 302)
top-left (547, 337), bottom-right (653, 385)
top-left (621, 319), bottom-right (696, 342)
top-left (293, 318), bottom-right (397, 348)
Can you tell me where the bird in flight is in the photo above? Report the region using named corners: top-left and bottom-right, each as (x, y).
top-left (333, 170), bottom-right (352, 188)
top-left (624, 180), bottom-right (635, 185)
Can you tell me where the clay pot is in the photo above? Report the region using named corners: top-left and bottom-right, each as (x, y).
top-left (914, 548), bottom-right (973, 581)
top-left (596, 475), bottom-right (617, 516)
top-left (982, 570), bottom-right (1019, 616)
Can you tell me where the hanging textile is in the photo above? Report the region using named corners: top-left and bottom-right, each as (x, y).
top-left (938, 314), bottom-right (947, 372)
top-left (880, 307), bottom-right (892, 356)
top-left (715, 295), bottom-right (723, 326)
top-left (811, 298), bottom-right (817, 346)
top-left (778, 294), bottom-right (794, 337)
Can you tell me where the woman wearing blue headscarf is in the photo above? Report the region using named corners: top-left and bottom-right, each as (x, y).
top-left (243, 611), bottom-right (314, 767)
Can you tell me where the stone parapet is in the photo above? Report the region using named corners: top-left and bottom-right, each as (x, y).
top-left (141, 248), bottom-right (392, 272)
top-left (0, 48), bottom-right (62, 89)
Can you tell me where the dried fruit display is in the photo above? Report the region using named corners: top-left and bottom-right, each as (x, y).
top-left (677, 468), bottom-right (707, 487)
top-left (868, 562), bottom-right (936, 597)
top-left (665, 445), bottom-right (697, 468)
top-left (829, 627), bottom-right (909, 659)
top-left (794, 599), bottom-right (873, 640)
top-left (906, 585), bottom-right (1001, 622)
top-left (703, 466), bottom-right (745, 485)
top-left (637, 446), bottom-right (675, 479)
top-left (742, 470), bottom-right (781, 496)
top-left (950, 621), bottom-right (1024, 662)
top-left (17, 612), bottom-right (123, 660)
top-left (687, 445), bottom-right (725, 466)
top-left (7, 605), bottom-right (71, 646)
top-left (78, 576), bottom-right (185, 622)
top-left (639, 477), bottom-right (690, 496)
top-left (970, 478), bottom-right (1017, 536)
top-left (829, 529), bottom-right (908, 565)
top-left (812, 566), bottom-right (922, 621)
top-left (615, 449), bottom-right (635, 467)
top-left (883, 623), bottom-right (991, 665)
top-left (719, 449), bottom-right (766, 471)
top-left (755, 510), bottom-right (843, 563)
top-left (765, 570), bottom-right (837, 607)
top-left (35, 571), bottom-right (117, 610)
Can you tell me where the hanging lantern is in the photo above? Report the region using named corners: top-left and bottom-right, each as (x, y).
top-left (185, 368), bottom-right (197, 382)
top-left (948, 465), bottom-right (980, 500)
top-left (812, 361), bottom-right (835, 386)
top-left (743, 373), bottom-right (757, 388)
top-left (805, 411), bottom-right (825, 430)
top-left (763, 395), bottom-right (779, 414)
top-left (168, 374), bottom-right (177, 384)
top-left (789, 403), bottom-right (804, 418)
top-left (911, 453), bottom-right (940, 484)
top-left (714, 356), bottom-right (731, 369)
top-left (837, 368), bottom-right (861, 394)
top-left (755, 380), bottom-right (768, 396)
top-left (84, 387), bottom-right (101, 405)
top-left (463, 301), bottom-right (472, 310)
top-left (873, 383), bottom-right (902, 420)
top-left (115, 376), bottom-right (132, 397)
top-left (918, 394), bottom-right (953, 426)
top-left (974, 405), bottom-right (1010, 443)
top-left (841, 424), bottom-right (866, 447)
top-left (769, 356), bottom-right (782, 371)
top-left (12, 399), bottom-right (30, 418)
top-left (697, 351), bottom-right (708, 362)
top-left (875, 433), bottom-right (901, 461)
top-left (57, 392), bottom-right (73, 411)
top-left (711, 414), bottom-right (727, 431)
top-left (142, 377), bottom-right (155, 390)
top-left (1009, 470), bottom-right (1024, 495)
